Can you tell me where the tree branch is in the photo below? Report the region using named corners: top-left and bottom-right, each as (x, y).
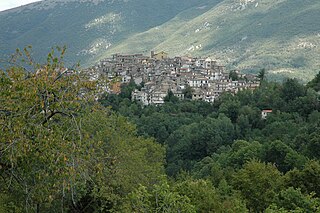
top-left (42, 111), bottom-right (71, 125)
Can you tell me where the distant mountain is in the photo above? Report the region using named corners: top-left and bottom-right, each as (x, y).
top-left (1, 0), bottom-right (320, 80)
top-left (0, 0), bottom-right (211, 65)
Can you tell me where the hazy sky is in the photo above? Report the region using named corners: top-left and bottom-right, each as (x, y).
top-left (0, 0), bottom-right (42, 11)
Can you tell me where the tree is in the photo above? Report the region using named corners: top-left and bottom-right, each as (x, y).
top-left (228, 140), bottom-right (264, 169)
top-left (281, 78), bottom-right (305, 103)
top-left (192, 157), bottom-right (225, 186)
top-left (0, 47), bottom-right (97, 211)
top-left (288, 89), bottom-right (320, 118)
top-left (236, 115), bottom-right (251, 138)
top-left (262, 119), bottom-right (301, 144)
top-left (229, 70), bottom-right (239, 81)
top-left (0, 47), bottom-right (165, 212)
top-left (252, 81), bottom-right (285, 111)
top-left (80, 110), bottom-right (165, 211)
top-left (218, 99), bottom-right (240, 123)
top-left (128, 178), bottom-right (196, 213)
top-left (257, 68), bottom-right (266, 84)
top-left (267, 187), bottom-right (320, 212)
top-left (174, 178), bottom-right (221, 212)
top-left (263, 140), bottom-right (307, 173)
top-left (119, 79), bottom-right (137, 99)
top-left (166, 116), bottom-right (235, 175)
top-left (307, 71), bottom-right (320, 92)
top-left (164, 90), bottom-right (179, 103)
top-left (178, 178), bottom-right (249, 213)
top-left (285, 160), bottom-right (320, 197)
top-left (306, 130), bottom-right (320, 159)
top-left (232, 160), bottom-right (284, 212)
top-left (183, 85), bottom-right (194, 100)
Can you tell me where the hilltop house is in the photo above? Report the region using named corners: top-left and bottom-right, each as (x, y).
top-left (261, 109), bottom-right (273, 119)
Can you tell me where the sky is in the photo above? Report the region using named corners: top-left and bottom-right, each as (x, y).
top-left (0, 0), bottom-right (42, 11)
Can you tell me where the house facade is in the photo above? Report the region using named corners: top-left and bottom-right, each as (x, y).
top-left (89, 52), bottom-right (260, 106)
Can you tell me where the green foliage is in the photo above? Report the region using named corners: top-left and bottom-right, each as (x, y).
top-left (229, 70), bottom-right (239, 81)
top-left (307, 71), bottom-right (320, 91)
top-left (288, 89), bottom-right (320, 118)
top-left (166, 115), bottom-right (235, 175)
top-left (226, 140), bottom-right (264, 168)
top-left (232, 160), bottom-right (284, 212)
top-left (0, 48), bottom-right (165, 212)
top-left (174, 178), bottom-right (221, 212)
top-left (285, 161), bottom-right (320, 197)
top-left (182, 85), bottom-right (194, 100)
top-left (0, 47), bottom-right (97, 211)
top-left (164, 90), bottom-right (179, 103)
top-left (281, 78), bottom-right (306, 103)
top-left (192, 157), bottom-right (226, 186)
top-left (193, 140), bottom-right (264, 178)
top-left (257, 68), bottom-right (266, 82)
top-left (80, 110), bottom-right (165, 211)
top-left (251, 82), bottom-right (285, 110)
top-left (307, 129), bottom-right (320, 159)
top-left (174, 178), bottom-right (248, 213)
top-left (101, 75), bottom-right (320, 212)
top-left (218, 94), bottom-right (240, 123)
top-left (128, 178), bottom-right (196, 213)
top-left (119, 80), bottom-right (138, 99)
top-left (263, 140), bottom-right (307, 172)
top-left (2, 45), bottom-right (320, 211)
top-left (268, 187), bottom-right (320, 212)
top-left (0, 193), bottom-right (22, 213)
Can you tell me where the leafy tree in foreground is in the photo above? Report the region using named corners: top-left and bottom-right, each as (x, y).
top-left (0, 47), bottom-right (165, 212)
top-left (80, 109), bottom-right (165, 211)
top-left (0, 47), bottom-right (96, 211)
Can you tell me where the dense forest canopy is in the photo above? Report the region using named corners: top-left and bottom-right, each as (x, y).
top-left (1, 48), bottom-right (320, 212)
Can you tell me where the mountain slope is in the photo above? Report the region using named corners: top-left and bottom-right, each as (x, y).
top-left (0, 0), bottom-right (212, 65)
top-left (102, 0), bottom-right (320, 80)
top-left (1, 0), bottom-right (320, 80)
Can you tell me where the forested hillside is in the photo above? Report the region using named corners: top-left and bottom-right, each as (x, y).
top-left (99, 69), bottom-right (320, 212)
top-left (1, 43), bottom-right (320, 213)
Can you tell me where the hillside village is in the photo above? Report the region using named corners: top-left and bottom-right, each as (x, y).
top-left (89, 51), bottom-right (260, 105)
